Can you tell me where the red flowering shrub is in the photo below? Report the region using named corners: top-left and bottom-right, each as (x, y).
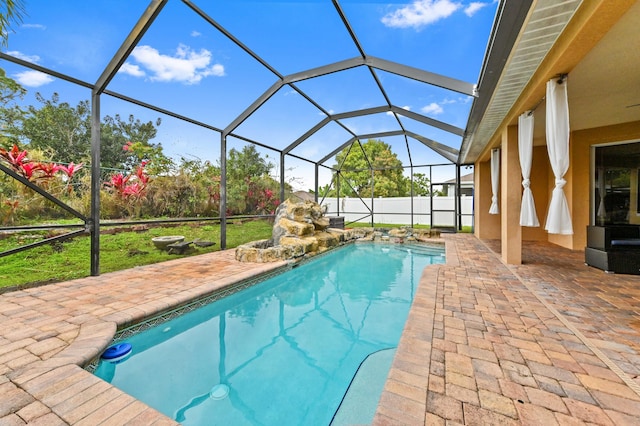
top-left (0, 144), bottom-right (86, 222)
top-left (0, 144), bottom-right (83, 182)
top-left (103, 162), bottom-right (151, 218)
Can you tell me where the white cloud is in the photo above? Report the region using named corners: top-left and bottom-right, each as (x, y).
top-left (464, 2), bottom-right (488, 17)
top-left (381, 0), bottom-right (461, 30)
top-left (14, 70), bottom-right (54, 87)
top-left (191, 30), bottom-right (201, 37)
top-left (126, 44), bottom-right (225, 84)
top-left (118, 62), bottom-right (145, 77)
top-left (22, 23), bottom-right (46, 30)
top-left (386, 106), bottom-right (411, 116)
top-left (421, 102), bottom-right (444, 115)
top-left (5, 51), bottom-right (40, 63)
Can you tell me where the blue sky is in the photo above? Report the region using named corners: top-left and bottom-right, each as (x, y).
top-left (1, 0), bottom-right (498, 190)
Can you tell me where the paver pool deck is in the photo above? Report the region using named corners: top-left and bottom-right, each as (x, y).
top-left (2, 234), bottom-right (640, 425)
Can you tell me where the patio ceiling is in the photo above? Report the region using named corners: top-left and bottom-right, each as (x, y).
top-left (461, 0), bottom-right (640, 164)
top-left (0, 0), bottom-right (542, 176)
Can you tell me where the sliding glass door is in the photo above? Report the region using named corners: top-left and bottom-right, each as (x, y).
top-left (593, 141), bottom-right (640, 226)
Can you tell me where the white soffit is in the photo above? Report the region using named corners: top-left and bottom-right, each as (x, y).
top-left (462, 0), bottom-right (582, 163)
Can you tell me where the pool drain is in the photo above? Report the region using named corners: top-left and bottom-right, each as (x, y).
top-left (210, 384), bottom-right (230, 400)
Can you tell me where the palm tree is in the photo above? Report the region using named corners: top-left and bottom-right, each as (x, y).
top-left (0, 0), bottom-right (25, 47)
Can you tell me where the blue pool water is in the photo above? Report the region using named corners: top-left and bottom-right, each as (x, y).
top-left (94, 242), bottom-right (445, 425)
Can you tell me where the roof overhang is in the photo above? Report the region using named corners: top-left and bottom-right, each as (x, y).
top-left (460, 0), bottom-right (583, 164)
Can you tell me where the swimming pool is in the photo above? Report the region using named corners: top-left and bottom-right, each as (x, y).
top-left (94, 242), bottom-right (445, 425)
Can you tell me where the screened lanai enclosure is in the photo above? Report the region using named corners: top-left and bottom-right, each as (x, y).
top-left (0, 0), bottom-right (532, 276)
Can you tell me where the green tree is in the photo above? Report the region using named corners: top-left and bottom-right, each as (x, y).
top-left (333, 139), bottom-right (409, 198)
top-left (7, 91), bottom-right (167, 173)
top-left (18, 92), bottom-right (91, 164)
top-left (0, 67), bottom-right (25, 105)
top-left (224, 145), bottom-right (285, 215)
top-left (101, 114), bottom-right (168, 173)
top-left (410, 172), bottom-right (431, 196)
top-left (316, 184), bottom-right (332, 197)
top-left (227, 145), bottom-right (273, 182)
top-left (226, 145), bottom-right (272, 214)
top-left (0, 68), bottom-right (26, 145)
top-left (99, 122), bottom-right (127, 174)
top-left (145, 157), bottom-right (221, 217)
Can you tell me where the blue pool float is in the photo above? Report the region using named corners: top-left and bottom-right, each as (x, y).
top-left (101, 342), bottom-right (132, 363)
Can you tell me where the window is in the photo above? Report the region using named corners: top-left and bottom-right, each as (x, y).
top-left (593, 142), bottom-right (640, 225)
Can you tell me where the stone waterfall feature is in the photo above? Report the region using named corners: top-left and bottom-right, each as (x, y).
top-left (234, 199), bottom-right (444, 263)
top-left (235, 199), bottom-right (359, 263)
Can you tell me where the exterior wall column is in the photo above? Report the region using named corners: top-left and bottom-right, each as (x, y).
top-left (501, 125), bottom-right (522, 264)
top-left (474, 159), bottom-right (501, 239)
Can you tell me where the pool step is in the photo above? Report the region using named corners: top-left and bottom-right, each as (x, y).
top-left (331, 348), bottom-right (396, 426)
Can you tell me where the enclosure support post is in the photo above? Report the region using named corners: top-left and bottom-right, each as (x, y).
top-left (90, 92), bottom-right (101, 276)
top-left (279, 152), bottom-right (285, 203)
top-left (456, 164), bottom-right (462, 231)
top-left (371, 168), bottom-right (374, 227)
top-left (410, 165), bottom-right (415, 229)
top-left (314, 164), bottom-right (319, 203)
top-left (429, 166), bottom-right (434, 230)
top-left (220, 133), bottom-right (227, 250)
top-left (336, 172), bottom-right (340, 216)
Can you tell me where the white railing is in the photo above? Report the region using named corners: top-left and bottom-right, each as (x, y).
top-left (320, 196), bottom-right (474, 227)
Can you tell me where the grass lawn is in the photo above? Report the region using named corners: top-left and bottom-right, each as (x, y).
top-left (0, 219), bottom-right (273, 290)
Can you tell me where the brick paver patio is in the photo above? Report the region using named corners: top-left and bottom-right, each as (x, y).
top-left (375, 234), bottom-right (640, 425)
top-left (2, 234), bottom-right (640, 424)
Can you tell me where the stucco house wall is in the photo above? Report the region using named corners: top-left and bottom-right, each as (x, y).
top-left (471, 1), bottom-right (640, 257)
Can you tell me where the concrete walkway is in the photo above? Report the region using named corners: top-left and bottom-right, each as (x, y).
top-left (2, 235), bottom-right (640, 424)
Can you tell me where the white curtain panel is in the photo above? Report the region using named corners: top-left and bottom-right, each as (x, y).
top-left (544, 78), bottom-right (573, 234)
top-left (489, 148), bottom-right (500, 214)
top-left (518, 112), bottom-right (540, 227)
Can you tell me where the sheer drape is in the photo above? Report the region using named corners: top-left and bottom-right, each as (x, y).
top-left (489, 148), bottom-right (500, 214)
top-left (518, 112), bottom-right (539, 226)
top-left (544, 78), bottom-right (573, 234)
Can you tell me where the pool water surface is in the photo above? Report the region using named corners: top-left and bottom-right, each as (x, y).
top-left (94, 242), bottom-right (444, 425)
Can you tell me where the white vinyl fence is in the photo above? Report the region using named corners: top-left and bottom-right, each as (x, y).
top-left (320, 196), bottom-right (474, 228)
